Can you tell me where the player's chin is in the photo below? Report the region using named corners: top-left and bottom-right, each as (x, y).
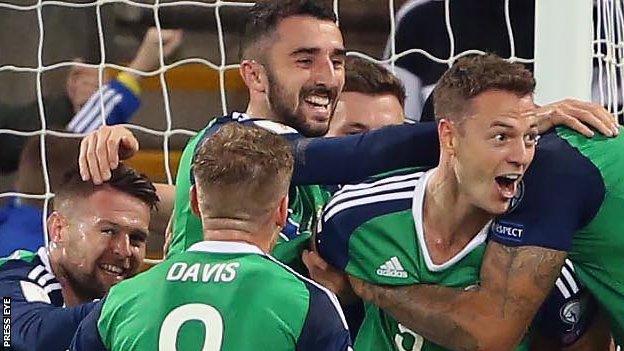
top-left (301, 119), bottom-right (330, 137)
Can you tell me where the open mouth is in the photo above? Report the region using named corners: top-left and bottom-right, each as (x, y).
top-left (303, 94), bottom-right (331, 115)
top-left (99, 263), bottom-right (128, 280)
top-left (495, 173), bottom-right (521, 199)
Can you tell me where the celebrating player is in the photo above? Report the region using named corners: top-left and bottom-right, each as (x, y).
top-left (327, 56), bottom-right (406, 136)
top-left (79, 0), bottom-right (345, 267)
top-left (324, 55), bottom-right (623, 351)
top-left (0, 164), bottom-right (158, 351)
top-left (311, 53), bottom-right (606, 351)
top-left (70, 124), bottom-right (351, 351)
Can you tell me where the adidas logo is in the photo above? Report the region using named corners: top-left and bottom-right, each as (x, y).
top-left (376, 256), bottom-right (408, 278)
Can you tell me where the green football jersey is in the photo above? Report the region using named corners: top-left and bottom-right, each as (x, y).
top-left (560, 127), bottom-right (624, 344)
top-left (169, 113), bottom-right (331, 268)
top-left (317, 168), bottom-right (530, 351)
top-left (71, 241), bottom-right (351, 351)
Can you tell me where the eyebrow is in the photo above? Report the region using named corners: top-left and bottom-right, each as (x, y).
top-left (100, 220), bottom-right (149, 240)
top-left (489, 121), bottom-right (515, 129)
top-left (290, 47), bottom-right (347, 57)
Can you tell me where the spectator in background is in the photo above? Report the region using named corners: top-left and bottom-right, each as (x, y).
top-left (0, 136), bottom-right (81, 256)
top-left (386, 0), bottom-right (534, 120)
top-left (0, 27), bottom-right (182, 173)
top-left (327, 56), bottom-right (406, 137)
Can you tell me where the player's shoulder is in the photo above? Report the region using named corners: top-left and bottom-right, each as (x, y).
top-left (0, 248), bottom-right (63, 305)
top-left (264, 253), bottom-right (345, 311)
top-left (317, 167), bottom-right (424, 271)
top-left (0, 249), bottom-right (44, 279)
top-left (323, 167), bottom-right (423, 232)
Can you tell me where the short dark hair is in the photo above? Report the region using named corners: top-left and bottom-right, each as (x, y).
top-left (433, 53), bottom-right (536, 122)
top-left (193, 123), bottom-right (293, 220)
top-left (55, 164), bottom-right (159, 211)
top-left (344, 56), bottom-right (406, 108)
top-left (239, 0), bottom-right (336, 60)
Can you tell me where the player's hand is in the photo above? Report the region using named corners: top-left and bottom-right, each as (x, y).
top-left (129, 27), bottom-right (183, 76)
top-left (79, 125), bottom-right (139, 185)
top-left (302, 250), bottom-right (357, 303)
top-left (534, 99), bottom-right (620, 137)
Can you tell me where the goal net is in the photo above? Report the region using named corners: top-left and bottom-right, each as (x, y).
top-left (0, 0), bottom-right (616, 262)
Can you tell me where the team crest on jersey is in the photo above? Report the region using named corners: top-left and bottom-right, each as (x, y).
top-left (505, 179), bottom-right (524, 214)
top-left (560, 299), bottom-right (581, 325)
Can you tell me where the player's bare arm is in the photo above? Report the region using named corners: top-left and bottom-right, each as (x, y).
top-left (350, 242), bottom-right (567, 351)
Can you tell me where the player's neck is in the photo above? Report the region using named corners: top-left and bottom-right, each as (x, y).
top-left (423, 167), bottom-right (491, 263)
top-left (246, 100), bottom-right (279, 123)
top-left (202, 219), bottom-right (273, 253)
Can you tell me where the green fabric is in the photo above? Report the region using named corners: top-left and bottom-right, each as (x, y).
top-left (558, 126), bottom-right (624, 344)
top-left (0, 250), bottom-right (37, 268)
top-left (168, 122), bottom-right (331, 269)
top-left (97, 250), bottom-right (311, 350)
top-left (331, 168), bottom-right (529, 351)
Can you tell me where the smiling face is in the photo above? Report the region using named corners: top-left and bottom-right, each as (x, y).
top-left (48, 186), bottom-right (150, 300)
top-left (262, 16), bottom-right (346, 137)
top-left (445, 90), bottom-right (539, 215)
top-left (327, 92), bottom-right (404, 136)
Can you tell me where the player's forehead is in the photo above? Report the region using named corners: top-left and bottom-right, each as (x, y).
top-left (468, 90), bottom-right (536, 128)
top-left (271, 15), bottom-right (344, 55)
top-left (76, 187), bottom-right (150, 232)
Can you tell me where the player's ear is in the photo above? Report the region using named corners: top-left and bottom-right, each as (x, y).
top-left (190, 185), bottom-right (201, 218)
top-left (275, 194), bottom-right (289, 228)
top-left (438, 118), bottom-right (456, 156)
top-left (47, 211), bottom-right (66, 245)
top-left (239, 59), bottom-right (266, 94)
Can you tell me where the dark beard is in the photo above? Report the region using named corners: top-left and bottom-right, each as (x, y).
top-left (265, 67), bottom-right (334, 137)
top-left (59, 261), bottom-right (107, 302)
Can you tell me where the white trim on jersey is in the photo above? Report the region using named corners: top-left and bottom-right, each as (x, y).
top-left (187, 240), bottom-right (350, 332)
top-left (412, 169), bottom-right (490, 272)
top-left (335, 172), bottom-right (423, 196)
top-left (324, 179), bottom-right (420, 216)
top-left (187, 240), bottom-right (265, 256)
top-left (324, 191), bottom-right (415, 223)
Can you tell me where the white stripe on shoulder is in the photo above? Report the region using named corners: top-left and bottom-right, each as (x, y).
top-left (335, 171), bottom-right (423, 196)
top-left (37, 272), bottom-right (55, 287)
top-left (324, 191), bottom-right (414, 222)
top-left (43, 283), bottom-right (62, 295)
top-left (28, 265), bottom-right (45, 280)
top-left (325, 178), bottom-right (419, 214)
top-left (265, 254), bottom-right (349, 330)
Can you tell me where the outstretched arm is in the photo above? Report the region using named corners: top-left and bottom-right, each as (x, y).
top-left (351, 243), bottom-right (566, 351)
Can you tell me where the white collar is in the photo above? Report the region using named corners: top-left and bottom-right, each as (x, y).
top-left (187, 241), bottom-right (265, 256)
top-left (412, 169), bottom-right (490, 272)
